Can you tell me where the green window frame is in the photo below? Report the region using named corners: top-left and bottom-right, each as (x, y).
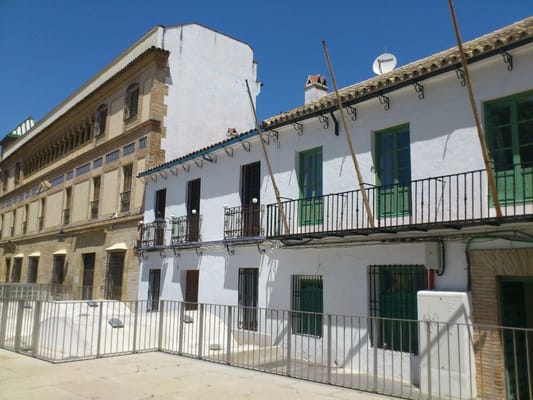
top-left (291, 275), bottom-right (323, 337)
top-left (369, 265), bottom-right (427, 354)
top-left (375, 124), bottom-right (412, 217)
top-left (298, 147), bottom-right (323, 226)
top-left (485, 90), bottom-right (533, 204)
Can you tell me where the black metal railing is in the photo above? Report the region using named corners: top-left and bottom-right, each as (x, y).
top-left (63, 208), bottom-right (70, 225)
top-left (120, 191), bottom-right (131, 212)
top-left (224, 205), bottom-right (264, 239)
top-left (90, 200), bottom-right (99, 219)
top-left (171, 214), bottom-right (201, 243)
top-left (266, 169), bottom-right (533, 238)
top-left (141, 219), bottom-right (166, 246)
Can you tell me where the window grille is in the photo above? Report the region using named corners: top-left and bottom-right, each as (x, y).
top-left (123, 143), bottom-right (135, 156)
top-left (291, 275), bottom-right (323, 337)
top-left (75, 163), bottom-right (90, 177)
top-left (105, 150), bottom-right (119, 164)
top-left (238, 268), bottom-right (258, 331)
top-left (368, 265), bottom-right (427, 354)
top-left (139, 136), bottom-right (147, 149)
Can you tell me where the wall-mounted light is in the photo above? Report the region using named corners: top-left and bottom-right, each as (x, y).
top-left (191, 209), bottom-right (197, 215)
top-left (251, 197), bottom-right (258, 204)
top-left (57, 230), bottom-right (66, 242)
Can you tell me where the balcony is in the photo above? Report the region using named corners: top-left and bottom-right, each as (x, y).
top-left (224, 205), bottom-right (264, 239)
top-left (171, 214), bottom-right (201, 243)
top-left (266, 169), bottom-right (533, 239)
top-left (63, 208), bottom-right (70, 225)
top-left (90, 200), bottom-right (99, 219)
top-left (120, 191), bottom-right (131, 212)
top-left (141, 219), bottom-right (166, 247)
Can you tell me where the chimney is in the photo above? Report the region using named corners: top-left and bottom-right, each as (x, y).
top-left (304, 74), bottom-right (328, 104)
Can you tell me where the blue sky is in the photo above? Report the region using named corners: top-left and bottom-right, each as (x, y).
top-left (0, 0), bottom-right (531, 136)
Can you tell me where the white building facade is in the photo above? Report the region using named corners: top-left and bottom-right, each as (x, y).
top-left (137, 18), bottom-right (533, 399)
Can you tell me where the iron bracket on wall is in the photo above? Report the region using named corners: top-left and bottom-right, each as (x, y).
top-left (256, 243), bottom-right (266, 254)
top-left (202, 154), bottom-right (216, 163)
top-left (318, 114), bottom-right (329, 130)
top-left (241, 140), bottom-right (251, 152)
top-left (170, 167), bottom-right (179, 176)
top-left (159, 171), bottom-right (167, 180)
top-left (223, 146), bottom-right (233, 158)
top-left (267, 129), bottom-right (279, 143)
top-left (329, 112), bottom-right (339, 136)
top-left (379, 94), bottom-right (390, 111)
top-left (346, 106), bottom-right (357, 121)
top-left (455, 67), bottom-right (466, 87)
top-left (225, 244), bottom-right (235, 255)
top-left (414, 82), bottom-right (424, 100)
top-left (293, 122), bottom-right (303, 136)
top-left (172, 248), bottom-right (180, 257)
top-left (501, 51), bottom-right (513, 71)
top-left (194, 159), bottom-right (203, 169)
top-left (195, 247), bottom-right (203, 256)
top-left (182, 164), bottom-right (190, 173)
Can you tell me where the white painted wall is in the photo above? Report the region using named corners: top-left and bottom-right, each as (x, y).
top-left (139, 42), bottom-right (533, 310)
top-left (161, 24), bottom-right (260, 160)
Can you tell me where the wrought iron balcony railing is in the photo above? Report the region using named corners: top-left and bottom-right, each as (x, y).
top-left (171, 214), bottom-right (201, 243)
top-left (140, 219), bottom-right (166, 247)
top-left (224, 205), bottom-right (264, 239)
top-left (90, 200), bottom-right (99, 219)
top-left (120, 191), bottom-right (131, 212)
top-left (266, 168), bottom-right (533, 239)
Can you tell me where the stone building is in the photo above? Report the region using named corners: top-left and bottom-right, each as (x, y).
top-left (0, 23), bottom-right (260, 300)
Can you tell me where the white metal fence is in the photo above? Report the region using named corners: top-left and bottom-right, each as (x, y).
top-left (0, 297), bottom-right (531, 400)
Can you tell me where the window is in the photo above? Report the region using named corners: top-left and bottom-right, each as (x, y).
top-left (123, 143), bottom-right (135, 156)
top-left (291, 275), bottom-right (323, 337)
top-left (124, 83), bottom-right (139, 121)
top-left (14, 162), bottom-right (21, 185)
top-left (105, 150), bottom-right (119, 163)
top-left (369, 265), bottom-right (427, 354)
top-left (91, 176), bottom-right (101, 219)
top-left (52, 255), bottom-right (65, 284)
top-left (39, 198), bottom-right (46, 231)
top-left (94, 104), bottom-right (108, 136)
top-left (64, 187), bottom-right (72, 225)
top-left (155, 189), bottom-right (166, 219)
top-left (121, 165), bottom-right (133, 212)
top-left (93, 157), bottom-right (103, 169)
top-left (2, 170), bottom-right (8, 192)
top-left (375, 124), bottom-right (411, 216)
top-left (11, 258), bottom-right (22, 282)
top-left (238, 268), bottom-right (258, 330)
top-left (27, 257), bottom-right (39, 283)
top-left (485, 90), bottom-right (533, 203)
top-left (298, 147), bottom-right (323, 225)
top-left (139, 136), bottom-right (147, 149)
top-left (75, 163), bottom-right (90, 177)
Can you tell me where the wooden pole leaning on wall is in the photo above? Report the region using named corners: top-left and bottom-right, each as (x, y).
top-left (322, 41), bottom-right (375, 228)
top-left (448, 0), bottom-right (502, 218)
top-left (245, 80), bottom-right (291, 236)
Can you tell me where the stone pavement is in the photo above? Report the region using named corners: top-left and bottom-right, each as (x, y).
top-left (0, 349), bottom-right (394, 400)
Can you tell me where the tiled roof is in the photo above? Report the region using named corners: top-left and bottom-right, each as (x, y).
top-left (140, 17), bottom-right (533, 178)
top-left (264, 16), bottom-right (533, 128)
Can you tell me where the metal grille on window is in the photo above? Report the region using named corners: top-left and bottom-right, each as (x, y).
top-left (368, 265), bottom-right (427, 354)
top-left (238, 268), bottom-right (258, 331)
top-left (291, 275), bottom-right (323, 337)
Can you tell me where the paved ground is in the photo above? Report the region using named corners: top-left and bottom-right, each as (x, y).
top-left (0, 349), bottom-right (393, 400)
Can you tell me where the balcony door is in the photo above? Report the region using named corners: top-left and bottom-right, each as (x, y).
top-left (375, 125), bottom-right (411, 217)
top-left (186, 179), bottom-right (200, 242)
top-left (241, 162), bottom-right (260, 236)
top-left (184, 269), bottom-right (199, 310)
top-left (298, 147), bottom-right (323, 226)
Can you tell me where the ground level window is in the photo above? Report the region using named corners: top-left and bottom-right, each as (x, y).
top-left (369, 265), bottom-right (427, 354)
top-left (291, 275), bottom-right (323, 337)
top-left (27, 257), bottom-right (39, 283)
top-left (52, 255), bottom-right (65, 284)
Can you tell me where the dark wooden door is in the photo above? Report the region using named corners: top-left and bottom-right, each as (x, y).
top-left (82, 253), bottom-right (95, 300)
top-left (241, 162), bottom-right (260, 236)
top-left (186, 179), bottom-right (201, 242)
top-left (148, 269), bottom-right (161, 312)
top-left (105, 252), bottom-right (125, 300)
top-left (185, 270), bottom-right (199, 310)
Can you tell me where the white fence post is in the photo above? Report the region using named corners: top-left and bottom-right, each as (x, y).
top-left (326, 314), bottom-right (332, 384)
top-left (198, 303), bottom-right (204, 359)
top-left (158, 300), bottom-right (165, 351)
top-left (96, 301), bottom-right (103, 357)
top-left (14, 300), bottom-right (24, 352)
top-left (31, 300), bottom-right (42, 356)
top-left (0, 299), bottom-right (8, 348)
top-left (226, 305), bottom-right (232, 365)
top-left (178, 302), bottom-right (184, 355)
top-left (132, 301), bottom-right (138, 353)
top-left (286, 310), bottom-right (292, 377)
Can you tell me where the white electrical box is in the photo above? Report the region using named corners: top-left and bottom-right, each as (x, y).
top-left (424, 242), bottom-right (442, 271)
top-left (418, 291), bottom-right (477, 399)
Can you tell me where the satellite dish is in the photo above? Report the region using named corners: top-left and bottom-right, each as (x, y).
top-left (372, 53), bottom-right (397, 75)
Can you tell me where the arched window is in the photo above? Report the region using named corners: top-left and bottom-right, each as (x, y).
top-left (95, 104), bottom-right (108, 136)
top-left (124, 83), bottom-right (139, 121)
